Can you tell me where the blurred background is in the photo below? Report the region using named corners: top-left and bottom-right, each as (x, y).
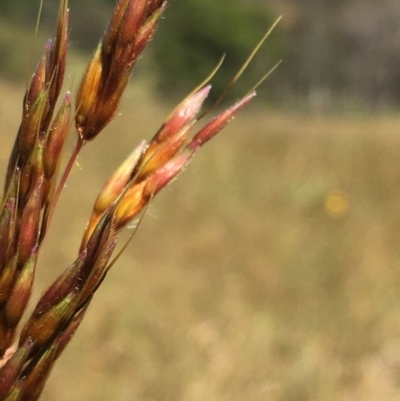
top-left (2, 0), bottom-right (400, 400)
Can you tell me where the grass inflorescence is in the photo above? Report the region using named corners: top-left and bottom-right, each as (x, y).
top-left (0, 0), bottom-right (272, 399)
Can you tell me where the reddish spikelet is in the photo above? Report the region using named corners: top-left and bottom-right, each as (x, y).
top-left (188, 92), bottom-right (256, 151)
top-left (0, 339), bottom-right (32, 400)
top-left (0, 255), bottom-right (17, 306)
top-left (77, 238), bottom-right (118, 303)
top-left (115, 0), bottom-right (147, 53)
top-left (53, 302), bottom-right (89, 358)
top-left (138, 130), bottom-right (191, 179)
top-left (154, 86), bottom-right (211, 143)
top-left (43, 92), bottom-right (71, 180)
top-left (133, 5), bottom-right (165, 56)
top-left (144, 150), bottom-right (192, 197)
top-left (75, 0), bottom-right (167, 141)
top-left (102, 0), bottom-right (131, 55)
top-left (0, 255), bottom-right (18, 355)
top-left (74, 45), bottom-right (103, 135)
top-left (33, 252), bottom-right (86, 317)
top-left (112, 181), bottom-right (147, 230)
top-left (25, 45), bottom-right (47, 109)
top-left (17, 93), bottom-right (47, 169)
top-left (20, 291), bottom-right (79, 351)
top-left (47, 0), bottom-right (68, 104)
top-left (81, 211), bottom-right (113, 265)
top-left (18, 303), bottom-right (89, 401)
top-left (17, 178), bottom-right (43, 267)
top-left (5, 251), bottom-right (37, 328)
top-left (94, 141), bottom-right (147, 215)
top-left (0, 195), bottom-right (17, 272)
top-left (19, 345), bottom-right (58, 401)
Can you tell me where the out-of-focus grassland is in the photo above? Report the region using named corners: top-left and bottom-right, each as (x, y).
top-left (3, 54), bottom-right (400, 401)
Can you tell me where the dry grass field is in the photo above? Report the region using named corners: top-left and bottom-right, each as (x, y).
top-left (3, 69), bottom-right (400, 401)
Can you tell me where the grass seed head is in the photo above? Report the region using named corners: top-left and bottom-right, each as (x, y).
top-left (0, 0), bottom-right (271, 397)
